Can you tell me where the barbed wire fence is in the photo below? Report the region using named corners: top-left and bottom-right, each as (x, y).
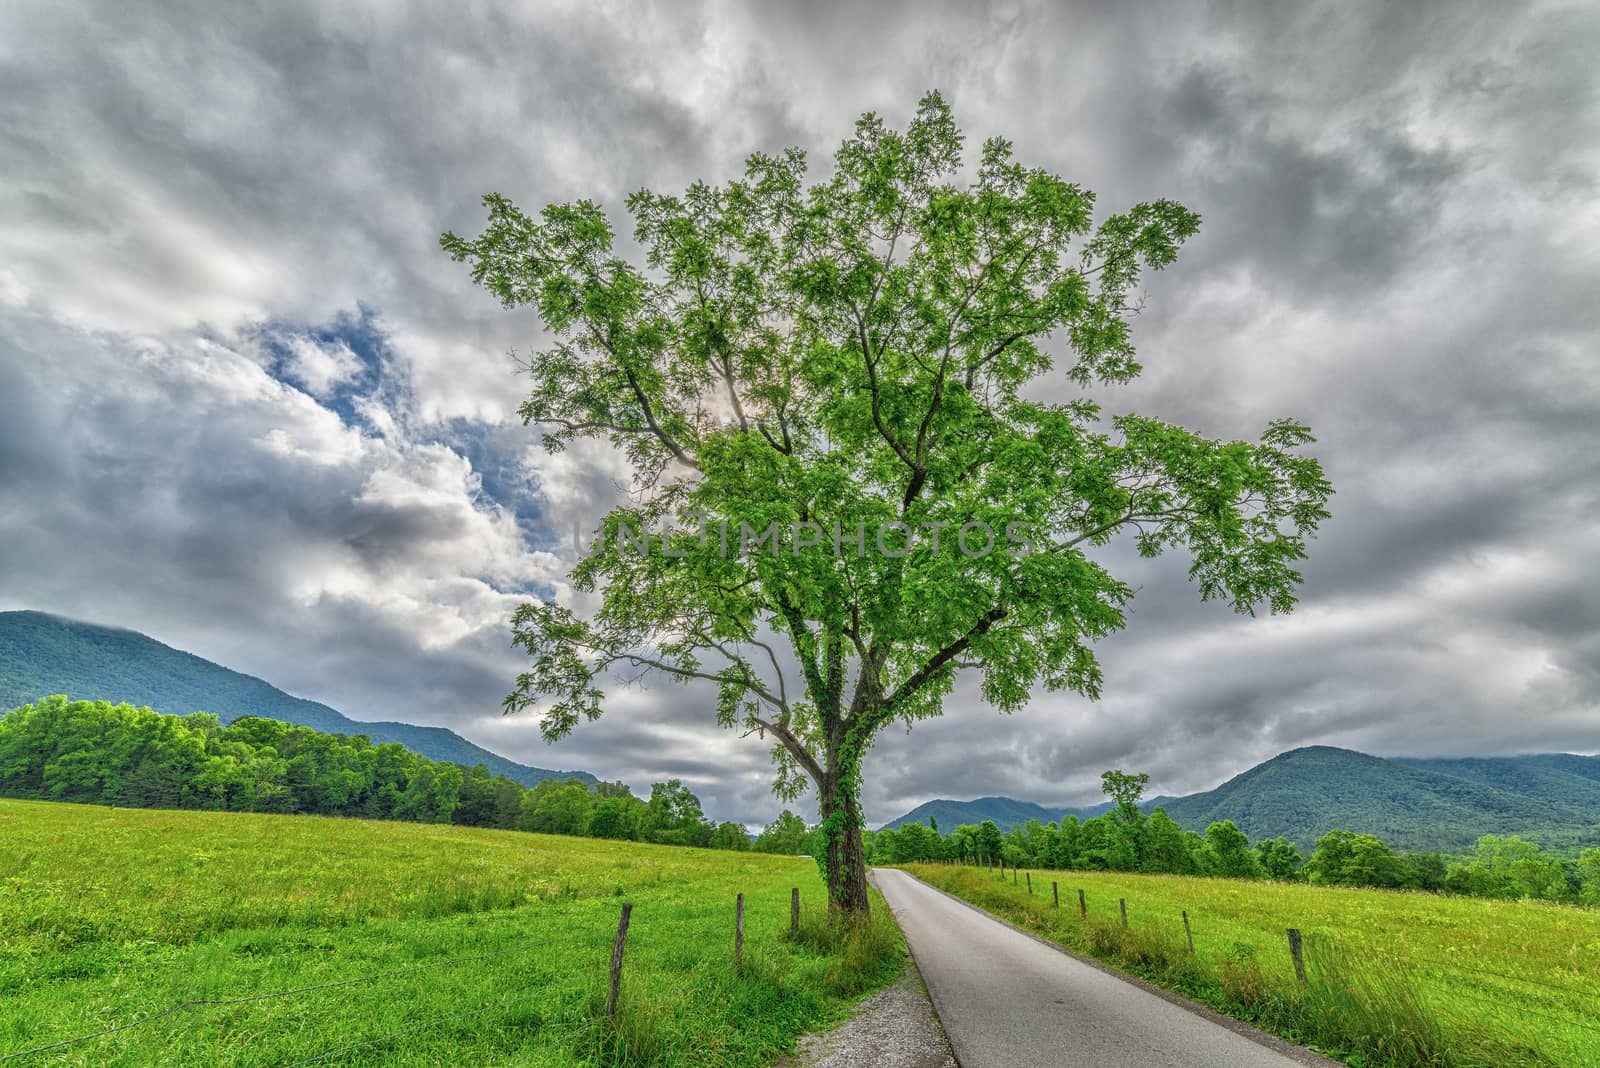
top-left (941, 860), bottom-right (1600, 1041)
top-left (12, 865), bottom-right (1596, 1063)
top-left (2, 886), bottom-right (807, 1066)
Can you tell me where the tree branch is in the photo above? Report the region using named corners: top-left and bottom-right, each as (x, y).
top-left (750, 715), bottom-right (825, 784)
top-left (857, 313), bottom-right (919, 474)
top-left (590, 327), bottom-right (701, 471)
top-left (610, 652), bottom-right (786, 714)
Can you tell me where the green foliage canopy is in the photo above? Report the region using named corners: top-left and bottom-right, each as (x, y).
top-left (443, 92), bottom-right (1331, 910)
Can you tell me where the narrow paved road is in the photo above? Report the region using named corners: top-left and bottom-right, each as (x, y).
top-left (872, 869), bottom-right (1331, 1068)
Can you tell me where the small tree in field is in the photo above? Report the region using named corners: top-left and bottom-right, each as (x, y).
top-left (443, 93), bottom-right (1331, 916)
top-left (1100, 769), bottom-right (1149, 824)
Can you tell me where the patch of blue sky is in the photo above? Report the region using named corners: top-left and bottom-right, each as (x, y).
top-left (246, 304), bottom-right (561, 578)
top-left (250, 304), bottom-right (391, 430)
top-left (435, 417), bottom-right (555, 549)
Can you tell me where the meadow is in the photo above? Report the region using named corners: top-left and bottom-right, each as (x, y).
top-left (904, 863), bottom-right (1600, 1067)
top-left (0, 800), bottom-right (901, 1067)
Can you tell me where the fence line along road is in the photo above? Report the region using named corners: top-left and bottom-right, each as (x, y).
top-left (922, 860), bottom-right (1600, 1033)
top-left (4, 887), bottom-right (805, 1064)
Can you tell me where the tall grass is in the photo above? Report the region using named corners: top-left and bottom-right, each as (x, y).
top-left (785, 900), bottom-right (905, 999)
top-left (905, 864), bottom-right (1595, 1068)
top-left (580, 905), bottom-right (903, 1068)
top-left (0, 800), bottom-right (902, 1066)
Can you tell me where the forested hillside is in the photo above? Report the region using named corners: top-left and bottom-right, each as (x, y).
top-left (1161, 746), bottom-right (1600, 851)
top-left (1393, 753), bottom-right (1600, 808)
top-left (881, 746), bottom-right (1600, 852)
top-left (0, 611), bottom-right (591, 787)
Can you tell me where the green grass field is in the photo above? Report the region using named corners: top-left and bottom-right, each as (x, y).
top-left (0, 800), bottom-right (901, 1067)
top-left (904, 863), bottom-right (1600, 1067)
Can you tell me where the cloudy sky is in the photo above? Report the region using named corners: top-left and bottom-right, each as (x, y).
top-left (2, 0), bottom-right (1596, 826)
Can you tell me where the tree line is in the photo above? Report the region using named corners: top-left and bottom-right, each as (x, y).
top-left (0, 698), bottom-right (815, 854)
top-left (865, 770), bottom-right (1600, 906)
top-left (9, 700), bottom-right (1594, 904)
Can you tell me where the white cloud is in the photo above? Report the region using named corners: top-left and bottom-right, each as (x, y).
top-left (281, 335), bottom-right (363, 397)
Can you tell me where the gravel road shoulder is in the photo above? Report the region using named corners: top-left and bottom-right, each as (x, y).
top-left (778, 958), bottom-right (957, 1068)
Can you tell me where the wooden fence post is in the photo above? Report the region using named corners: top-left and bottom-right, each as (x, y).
top-left (606, 902), bottom-right (633, 1016)
top-left (736, 893), bottom-right (745, 967)
top-left (1182, 909), bottom-right (1195, 954)
top-left (790, 886), bottom-right (800, 936)
top-left (1012, 866), bottom-right (1018, 885)
top-left (1052, 881), bottom-right (1059, 908)
top-left (1287, 928), bottom-right (1306, 984)
top-left (1119, 898), bottom-right (1128, 928)
top-left (1026, 872), bottom-right (1032, 894)
top-left (1078, 888), bottom-right (1086, 917)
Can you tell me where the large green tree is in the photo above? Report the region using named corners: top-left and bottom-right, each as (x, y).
top-left (443, 93), bottom-right (1330, 914)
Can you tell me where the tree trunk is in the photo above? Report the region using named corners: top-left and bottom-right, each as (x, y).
top-left (820, 772), bottom-right (870, 917)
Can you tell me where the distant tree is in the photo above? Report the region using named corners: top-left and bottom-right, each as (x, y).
top-left (641, 779), bottom-right (712, 846)
top-left (946, 824), bottom-right (977, 864)
top-left (1100, 770), bottom-right (1149, 825)
top-left (976, 820), bottom-right (1004, 866)
top-left (586, 794), bottom-right (643, 839)
top-left (885, 822), bottom-right (941, 863)
top-left (451, 765), bottom-right (500, 827)
top-left (1402, 851), bottom-right (1448, 892)
top-left (1578, 847), bottom-right (1600, 905)
top-left (114, 753), bottom-right (189, 809)
top-left (753, 809), bottom-right (813, 854)
top-left (490, 777), bottom-right (525, 828)
top-left (594, 779), bottom-right (635, 798)
top-left (710, 820), bottom-right (751, 850)
top-left (396, 763), bottom-right (463, 825)
top-left (519, 779), bottom-right (594, 835)
top-left (1003, 825), bottom-right (1029, 863)
top-left (1304, 830), bottom-right (1405, 888)
top-left (1446, 835), bottom-right (1572, 901)
top-left (446, 93), bottom-right (1331, 915)
top-left (1254, 836), bottom-right (1303, 881)
top-left (1199, 820), bottom-right (1263, 879)
top-left (1077, 814), bottom-right (1137, 871)
top-left (1140, 808), bottom-right (1195, 874)
top-left (1051, 816), bottom-right (1082, 869)
top-left (1026, 819), bottom-right (1062, 868)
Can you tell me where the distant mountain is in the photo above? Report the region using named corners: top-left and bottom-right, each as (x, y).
top-left (878, 745), bottom-right (1600, 852)
top-left (0, 611), bottom-right (593, 788)
top-left (1159, 746), bottom-right (1600, 851)
top-left (880, 796), bottom-right (1121, 832)
top-left (881, 796), bottom-right (1089, 833)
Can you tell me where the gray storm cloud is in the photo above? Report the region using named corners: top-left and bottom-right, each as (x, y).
top-left (0, 0), bottom-right (1596, 825)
